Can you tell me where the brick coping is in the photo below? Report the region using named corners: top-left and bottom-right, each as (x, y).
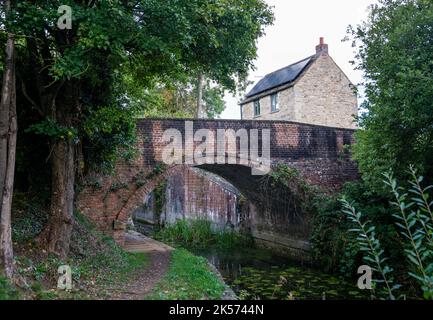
top-left (136, 117), bottom-right (357, 132)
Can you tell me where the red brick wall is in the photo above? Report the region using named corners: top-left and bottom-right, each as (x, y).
top-left (163, 167), bottom-right (239, 229)
top-left (77, 118), bottom-right (359, 245)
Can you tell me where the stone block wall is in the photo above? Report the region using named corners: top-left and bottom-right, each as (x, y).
top-left (294, 55), bottom-right (358, 129)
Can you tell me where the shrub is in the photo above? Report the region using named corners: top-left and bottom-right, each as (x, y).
top-left (343, 167), bottom-right (433, 300)
top-left (310, 181), bottom-right (399, 275)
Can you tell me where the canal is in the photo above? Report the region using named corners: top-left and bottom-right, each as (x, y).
top-left (134, 220), bottom-right (368, 300)
top-left (191, 246), bottom-right (368, 300)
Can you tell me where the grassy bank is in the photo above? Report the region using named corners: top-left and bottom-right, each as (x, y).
top-left (147, 248), bottom-right (225, 300)
top-left (14, 236), bottom-right (148, 300)
top-left (8, 193), bottom-right (148, 300)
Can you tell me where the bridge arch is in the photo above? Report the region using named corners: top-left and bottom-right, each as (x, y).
top-left (114, 157), bottom-right (271, 231)
top-left (113, 160), bottom-right (317, 253)
top-left (77, 118), bottom-right (359, 254)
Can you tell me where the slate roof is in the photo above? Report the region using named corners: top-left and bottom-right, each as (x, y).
top-left (245, 54), bottom-right (317, 99)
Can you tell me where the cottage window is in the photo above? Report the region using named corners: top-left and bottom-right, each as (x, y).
top-left (254, 100), bottom-right (261, 116)
top-left (271, 93), bottom-right (279, 112)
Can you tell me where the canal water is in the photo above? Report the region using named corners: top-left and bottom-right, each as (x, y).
top-left (135, 221), bottom-right (368, 300)
top-left (191, 246), bottom-right (369, 300)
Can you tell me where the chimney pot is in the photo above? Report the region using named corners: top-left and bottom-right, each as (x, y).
top-left (316, 37), bottom-right (329, 55)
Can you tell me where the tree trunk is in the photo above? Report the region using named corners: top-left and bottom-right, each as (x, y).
top-left (0, 0), bottom-right (16, 280)
top-left (196, 73), bottom-right (205, 119)
top-left (41, 138), bottom-right (75, 259)
top-left (38, 81), bottom-right (78, 259)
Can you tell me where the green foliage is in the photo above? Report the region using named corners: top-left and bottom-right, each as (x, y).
top-left (157, 219), bottom-right (214, 247)
top-left (109, 182), bottom-right (129, 193)
top-left (342, 199), bottom-right (399, 300)
top-left (25, 118), bottom-right (78, 141)
top-left (16, 242), bottom-right (147, 300)
top-left (0, 276), bottom-right (19, 300)
top-left (148, 248), bottom-right (225, 300)
top-left (132, 76), bottom-right (227, 119)
top-left (340, 167), bottom-right (433, 300)
top-left (156, 219), bottom-right (252, 250)
top-left (310, 193), bottom-right (358, 273)
top-left (7, 0), bottom-right (273, 178)
top-left (310, 182), bottom-right (398, 274)
top-left (12, 198), bottom-right (148, 300)
top-left (347, 0), bottom-right (433, 190)
top-left (267, 164), bottom-right (302, 188)
top-left (384, 167), bottom-right (433, 299)
top-left (82, 104), bottom-right (138, 173)
top-left (261, 164), bottom-right (324, 226)
top-left (202, 83), bottom-right (226, 119)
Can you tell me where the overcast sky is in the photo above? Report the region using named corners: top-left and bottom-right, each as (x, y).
top-left (220, 0), bottom-right (375, 119)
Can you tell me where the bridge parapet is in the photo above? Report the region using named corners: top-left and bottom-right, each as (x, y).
top-left (77, 118), bottom-right (359, 248)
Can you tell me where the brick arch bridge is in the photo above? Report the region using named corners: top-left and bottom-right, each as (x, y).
top-left (77, 119), bottom-right (358, 254)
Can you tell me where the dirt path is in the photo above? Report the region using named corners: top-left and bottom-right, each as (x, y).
top-left (107, 231), bottom-right (173, 300)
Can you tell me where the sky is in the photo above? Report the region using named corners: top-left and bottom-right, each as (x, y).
top-left (220, 0), bottom-right (375, 119)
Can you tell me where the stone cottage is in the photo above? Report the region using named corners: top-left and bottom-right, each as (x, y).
top-left (240, 38), bottom-right (358, 129)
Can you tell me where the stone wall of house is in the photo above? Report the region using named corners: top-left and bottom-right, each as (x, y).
top-left (242, 86), bottom-right (296, 121)
top-left (241, 55), bottom-right (358, 129)
top-left (294, 55), bottom-right (358, 129)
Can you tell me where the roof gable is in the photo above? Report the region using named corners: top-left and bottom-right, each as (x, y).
top-left (245, 54), bottom-right (317, 99)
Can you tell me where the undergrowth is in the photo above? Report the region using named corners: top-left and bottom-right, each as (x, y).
top-left (9, 194), bottom-right (148, 300)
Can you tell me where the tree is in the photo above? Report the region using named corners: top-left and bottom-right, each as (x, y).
top-left (7, 0), bottom-right (273, 257)
top-left (0, 0), bottom-right (16, 280)
top-left (130, 76), bottom-right (226, 119)
top-left (348, 0), bottom-right (433, 190)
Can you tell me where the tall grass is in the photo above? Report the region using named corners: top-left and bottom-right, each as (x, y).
top-left (155, 219), bottom-right (252, 249)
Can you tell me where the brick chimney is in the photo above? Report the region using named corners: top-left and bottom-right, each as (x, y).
top-left (315, 37), bottom-right (329, 55)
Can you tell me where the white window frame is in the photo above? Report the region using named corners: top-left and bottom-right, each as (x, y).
top-left (254, 100), bottom-right (261, 117)
top-left (271, 93), bottom-right (279, 112)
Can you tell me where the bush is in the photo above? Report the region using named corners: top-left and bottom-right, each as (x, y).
top-left (343, 167), bottom-right (433, 299)
top-left (310, 181), bottom-right (400, 276)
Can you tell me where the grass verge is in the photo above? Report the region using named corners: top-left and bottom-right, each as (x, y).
top-left (147, 248), bottom-right (225, 300)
